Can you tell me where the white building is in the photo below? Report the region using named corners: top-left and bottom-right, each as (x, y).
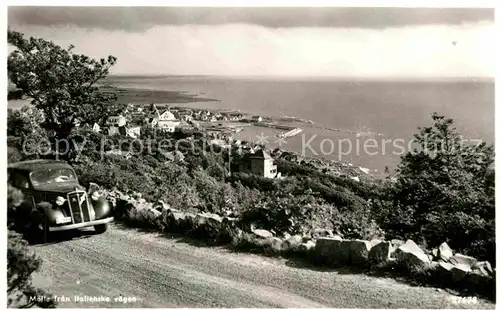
top-left (127, 125), bottom-right (141, 138)
top-left (157, 110), bottom-right (180, 132)
top-left (106, 115), bottom-right (127, 127)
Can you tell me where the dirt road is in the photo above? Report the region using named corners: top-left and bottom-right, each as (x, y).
top-left (31, 224), bottom-right (494, 308)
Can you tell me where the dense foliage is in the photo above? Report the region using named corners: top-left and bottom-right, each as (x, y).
top-left (371, 113), bottom-right (495, 262)
top-left (8, 30), bottom-right (124, 143)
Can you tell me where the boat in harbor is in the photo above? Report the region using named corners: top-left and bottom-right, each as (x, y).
top-left (277, 128), bottom-right (303, 139)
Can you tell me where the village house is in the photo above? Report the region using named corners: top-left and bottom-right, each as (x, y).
top-left (238, 149), bottom-right (278, 178)
top-left (181, 114), bottom-right (193, 122)
top-left (126, 124), bottom-right (142, 138)
top-left (104, 149), bottom-right (133, 159)
top-left (229, 113), bottom-right (243, 121)
top-left (251, 116), bottom-right (263, 123)
top-left (144, 115), bottom-right (159, 127)
top-left (106, 115), bottom-right (127, 127)
top-left (157, 110), bottom-right (180, 132)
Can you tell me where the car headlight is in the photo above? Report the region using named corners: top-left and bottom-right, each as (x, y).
top-left (91, 191), bottom-right (100, 201)
top-left (55, 196), bottom-right (66, 206)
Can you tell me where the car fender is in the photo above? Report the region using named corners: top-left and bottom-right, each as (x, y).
top-left (91, 197), bottom-right (112, 219)
top-left (35, 202), bottom-right (64, 226)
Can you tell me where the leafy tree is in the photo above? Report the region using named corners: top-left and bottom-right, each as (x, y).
top-left (373, 113), bottom-right (495, 262)
top-left (7, 106), bottom-right (49, 161)
top-left (7, 30), bottom-right (124, 142)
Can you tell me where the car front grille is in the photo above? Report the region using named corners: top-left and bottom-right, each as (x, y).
top-left (67, 191), bottom-right (91, 223)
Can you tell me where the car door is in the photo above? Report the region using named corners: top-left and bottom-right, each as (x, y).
top-left (10, 171), bottom-right (36, 225)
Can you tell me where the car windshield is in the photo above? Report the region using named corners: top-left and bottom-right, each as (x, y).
top-left (30, 168), bottom-right (77, 186)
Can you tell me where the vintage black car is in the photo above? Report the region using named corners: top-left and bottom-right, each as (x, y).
top-left (8, 159), bottom-right (114, 243)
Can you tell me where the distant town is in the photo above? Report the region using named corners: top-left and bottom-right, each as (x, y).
top-left (80, 103), bottom-right (302, 179)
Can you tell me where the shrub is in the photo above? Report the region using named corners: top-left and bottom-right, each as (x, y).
top-left (7, 231), bottom-right (57, 308)
top-left (373, 113), bottom-right (495, 263)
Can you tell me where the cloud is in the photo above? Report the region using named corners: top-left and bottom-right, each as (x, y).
top-left (8, 7), bottom-right (494, 30)
top-left (9, 21), bottom-right (494, 78)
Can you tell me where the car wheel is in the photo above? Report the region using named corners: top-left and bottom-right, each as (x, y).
top-left (25, 212), bottom-right (49, 245)
top-left (94, 224), bottom-right (108, 234)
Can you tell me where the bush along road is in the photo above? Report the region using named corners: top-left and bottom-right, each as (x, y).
top-left (31, 223), bottom-right (494, 308)
top-left (29, 185), bottom-right (494, 308)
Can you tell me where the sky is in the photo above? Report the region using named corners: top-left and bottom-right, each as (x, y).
top-left (7, 7), bottom-right (495, 78)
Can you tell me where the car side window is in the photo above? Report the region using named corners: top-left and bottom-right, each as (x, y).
top-left (12, 173), bottom-right (30, 189)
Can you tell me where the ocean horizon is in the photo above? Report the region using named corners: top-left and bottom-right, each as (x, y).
top-left (9, 75), bottom-right (494, 173)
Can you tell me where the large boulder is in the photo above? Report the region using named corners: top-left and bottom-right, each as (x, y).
top-left (147, 208), bottom-right (162, 219)
top-left (369, 241), bottom-right (392, 264)
top-left (451, 263), bottom-right (471, 282)
top-left (282, 235), bottom-right (303, 252)
top-left (437, 242), bottom-right (453, 262)
top-left (154, 200), bottom-right (171, 212)
top-left (349, 239), bottom-right (372, 266)
top-left (167, 210), bottom-right (187, 232)
top-left (206, 213), bottom-right (223, 225)
top-left (314, 236), bottom-right (343, 265)
top-left (252, 229), bottom-right (273, 239)
top-left (471, 261), bottom-right (494, 277)
top-left (393, 240), bottom-right (430, 269)
top-left (449, 253), bottom-right (478, 267)
top-left (221, 217), bottom-right (238, 237)
top-left (298, 240), bottom-right (317, 253)
top-left (183, 212), bottom-right (196, 229)
top-left (389, 239), bottom-right (405, 259)
top-left (266, 237), bottom-right (283, 252)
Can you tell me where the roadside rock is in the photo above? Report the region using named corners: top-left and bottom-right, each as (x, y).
top-left (252, 229), bottom-right (273, 239)
top-left (390, 239), bottom-right (405, 248)
top-left (471, 261), bottom-right (494, 277)
top-left (184, 212), bottom-right (196, 229)
top-left (349, 239), bottom-right (372, 266)
top-left (147, 208), bottom-right (162, 218)
top-left (266, 237), bottom-right (283, 252)
top-left (438, 242), bottom-right (453, 262)
top-left (222, 217), bottom-right (238, 228)
top-left (298, 240), bottom-right (316, 253)
top-left (369, 241), bottom-right (392, 264)
top-left (394, 240), bottom-right (430, 269)
top-left (154, 200), bottom-right (171, 212)
top-left (467, 268), bottom-right (494, 289)
top-left (167, 211), bottom-right (187, 231)
top-left (282, 235), bottom-right (303, 252)
top-left (451, 263), bottom-right (471, 282)
top-left (449, 253), bottom-right (478, 267)
top-left (315, 237), bottom-right (343, 265)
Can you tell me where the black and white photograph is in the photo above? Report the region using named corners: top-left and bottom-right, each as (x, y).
top-left (5, 4), bottom-right (496, 308)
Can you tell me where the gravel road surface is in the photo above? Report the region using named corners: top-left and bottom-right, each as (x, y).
top-left (31, 224), bottom-right (494, 308)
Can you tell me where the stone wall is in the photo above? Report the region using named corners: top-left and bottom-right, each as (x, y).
top-left (101, 186), bottom-right (495, 300)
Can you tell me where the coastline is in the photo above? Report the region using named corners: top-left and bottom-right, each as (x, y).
top-left (7, 85), bottom-right (387, 178)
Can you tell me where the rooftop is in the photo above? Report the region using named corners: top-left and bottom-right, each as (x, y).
top-left (249, 149), bottom-right (273, 160)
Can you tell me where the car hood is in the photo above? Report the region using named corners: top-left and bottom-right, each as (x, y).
top-left (33, 182), bottom-right (86, 194)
